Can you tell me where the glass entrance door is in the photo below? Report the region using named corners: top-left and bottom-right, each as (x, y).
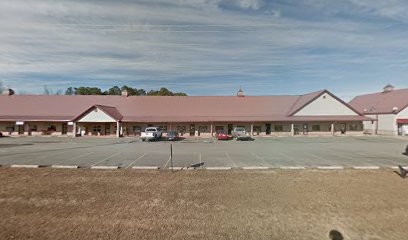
top-left (303, 123), bottom-right (308, 135)
top-left (265, 124), bottom-right (271, 135)
top-left (62, 124), bottom-right (68, 135)
top-left (227, 124), bottom-right (233, 135)
top-left (105, 124), bottom-right (111, 136)
top-left (189, 124), bottom-right (195, 136)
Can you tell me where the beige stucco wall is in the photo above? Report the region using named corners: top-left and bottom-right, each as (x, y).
top-left (295, 93), bottom-right (357, 116)
top-left (362, 111), bottom-right (408, 136)
top-left (363, 114), bottom-right (397, 135)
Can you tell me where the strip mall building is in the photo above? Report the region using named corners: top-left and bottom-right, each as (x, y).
top-left (0, 89), bottom-right (371, 137)
top-left (349, 85), bottom-right (408, 136)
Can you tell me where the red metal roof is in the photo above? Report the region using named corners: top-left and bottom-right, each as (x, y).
top-left (349, 88), bottom-right (408, 114)
top-left (0, 90), bottom-right (371, 123)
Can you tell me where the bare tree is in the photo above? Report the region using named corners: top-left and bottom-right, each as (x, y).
top-left (0, 80), bottom-right (4, 93)
top-left (43, 85), bottom-right (51, 95)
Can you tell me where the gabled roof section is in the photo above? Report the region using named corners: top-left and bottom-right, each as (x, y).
top-left (349, 88), bottom-right (408, 114)
top-left (288, 90), bottom-right (363, 116)
top-left (287, 90), bottom-right (326, 116)
top-left (73, 105), bottom-right (123, 122)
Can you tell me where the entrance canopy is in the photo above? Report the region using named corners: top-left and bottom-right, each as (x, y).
top-left (73, 105), bottom-right (123, 123)
top-left (397, 119), bottom-right (408, 124)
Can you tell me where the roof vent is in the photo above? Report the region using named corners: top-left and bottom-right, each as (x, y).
top-left (121, 89), bottom-right (129, 97)
top-left (2, 88), bottom-right (15, 96)
top-left (383, 84), bottom-right (394, 93)
top-left (392, 106), bottom-right (399, 113)
top-left (237, 88), bottom-right (245, 97)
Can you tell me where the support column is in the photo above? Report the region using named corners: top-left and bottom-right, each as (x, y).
top-left (169, 123), bottom-right (172, 131)
top-left (116, 121), bottom-right (121, 138)
top-left (250, 123), bottom-right (254, 136)
top-left (374, 114), bottom-right (378, 135)
top-left (73, 122), bottom-right (77, 137)
top-left (291, 123), bottom-right (294, 136)
top-left (331, 123), bottom-right (335, 136)
top-left (24, 123), bottom-right (30, 136)
top-left (210, 123), bottom-right (213, 137)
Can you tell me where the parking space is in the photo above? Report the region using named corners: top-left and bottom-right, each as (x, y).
top-left (0, 136), bottom-right (407, 168)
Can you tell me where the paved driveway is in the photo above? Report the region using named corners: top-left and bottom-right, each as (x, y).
top-left (0, 136), bottom-right (407, 169)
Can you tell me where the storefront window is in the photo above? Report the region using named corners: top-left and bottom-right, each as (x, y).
top-left (312, 125), bottom-right (321, 131)
top-left (274, 125), bottom-right (283, 132)
top-left (93, 125), bottom-right (102, 132)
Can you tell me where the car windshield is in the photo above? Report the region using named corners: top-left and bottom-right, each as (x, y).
top-left (168, 131), bottom-right (177, 136)
top-left (145, 128), bottom-right (156, 132)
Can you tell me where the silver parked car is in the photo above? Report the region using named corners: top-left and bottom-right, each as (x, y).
top-left (231, 127), bottom-right (251, 140)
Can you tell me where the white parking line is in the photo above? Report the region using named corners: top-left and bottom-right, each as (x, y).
top-left (90, 152), bottom-right (121, 166)
top-left (251, 152), bottom-right (271, 167)
top-left (54, 152), bottom-right (95, 165)
top-left (305, 153), bottom-right (333, 165)
top-left (163, 155), bottom-right (172, 169)
top-left (224, 153), bottom-right (237, 167)
top-left (275, 152), bottom-right (303, 166)
top-left (126, 152), bottom-right (149, 169)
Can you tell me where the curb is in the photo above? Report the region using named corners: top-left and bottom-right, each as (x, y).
top-left (10, 164), bottom-right (39, 168)
top-left (131, 166), bottom-right (160, 170)
top-left (242, 167), bottom-right (269, 170)
top-left (206, 167), bottom-right (232, 170)
top-left (168, 167), bottom-right (184, 170)
top-left (317, 166), bottom-right (344, 170)
top-left (280, 166), bottom-right (306, 170)
top-left (353, 166), bottom-right (380, 170)
top-left (390, 166), bottom-right (408, 170)
top-left (90, 166), bottom-right (119, 170)
top-left (52, 165), bottom-right (79, 169)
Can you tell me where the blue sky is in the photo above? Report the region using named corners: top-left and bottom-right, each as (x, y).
top-left (1, 0), bottom-right (408, 100)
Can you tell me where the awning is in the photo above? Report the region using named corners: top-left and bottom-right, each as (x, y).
top-left (397, 119), bottom-right (408, 124)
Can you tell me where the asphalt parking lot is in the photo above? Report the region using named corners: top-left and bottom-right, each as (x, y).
top-left (0, 136), bottom-right (407, 169)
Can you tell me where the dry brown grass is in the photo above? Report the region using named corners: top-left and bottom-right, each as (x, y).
top-left (0, 168), bottom-right (407, 240)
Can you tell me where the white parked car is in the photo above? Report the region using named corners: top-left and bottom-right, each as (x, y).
top-left (141, 127), bottom-right (162, 141)
top-left (231, 127), bottom-right (251, 140)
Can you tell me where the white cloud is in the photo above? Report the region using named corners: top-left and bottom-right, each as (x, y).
top-left (0, 0), bottom-right (408, 95)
